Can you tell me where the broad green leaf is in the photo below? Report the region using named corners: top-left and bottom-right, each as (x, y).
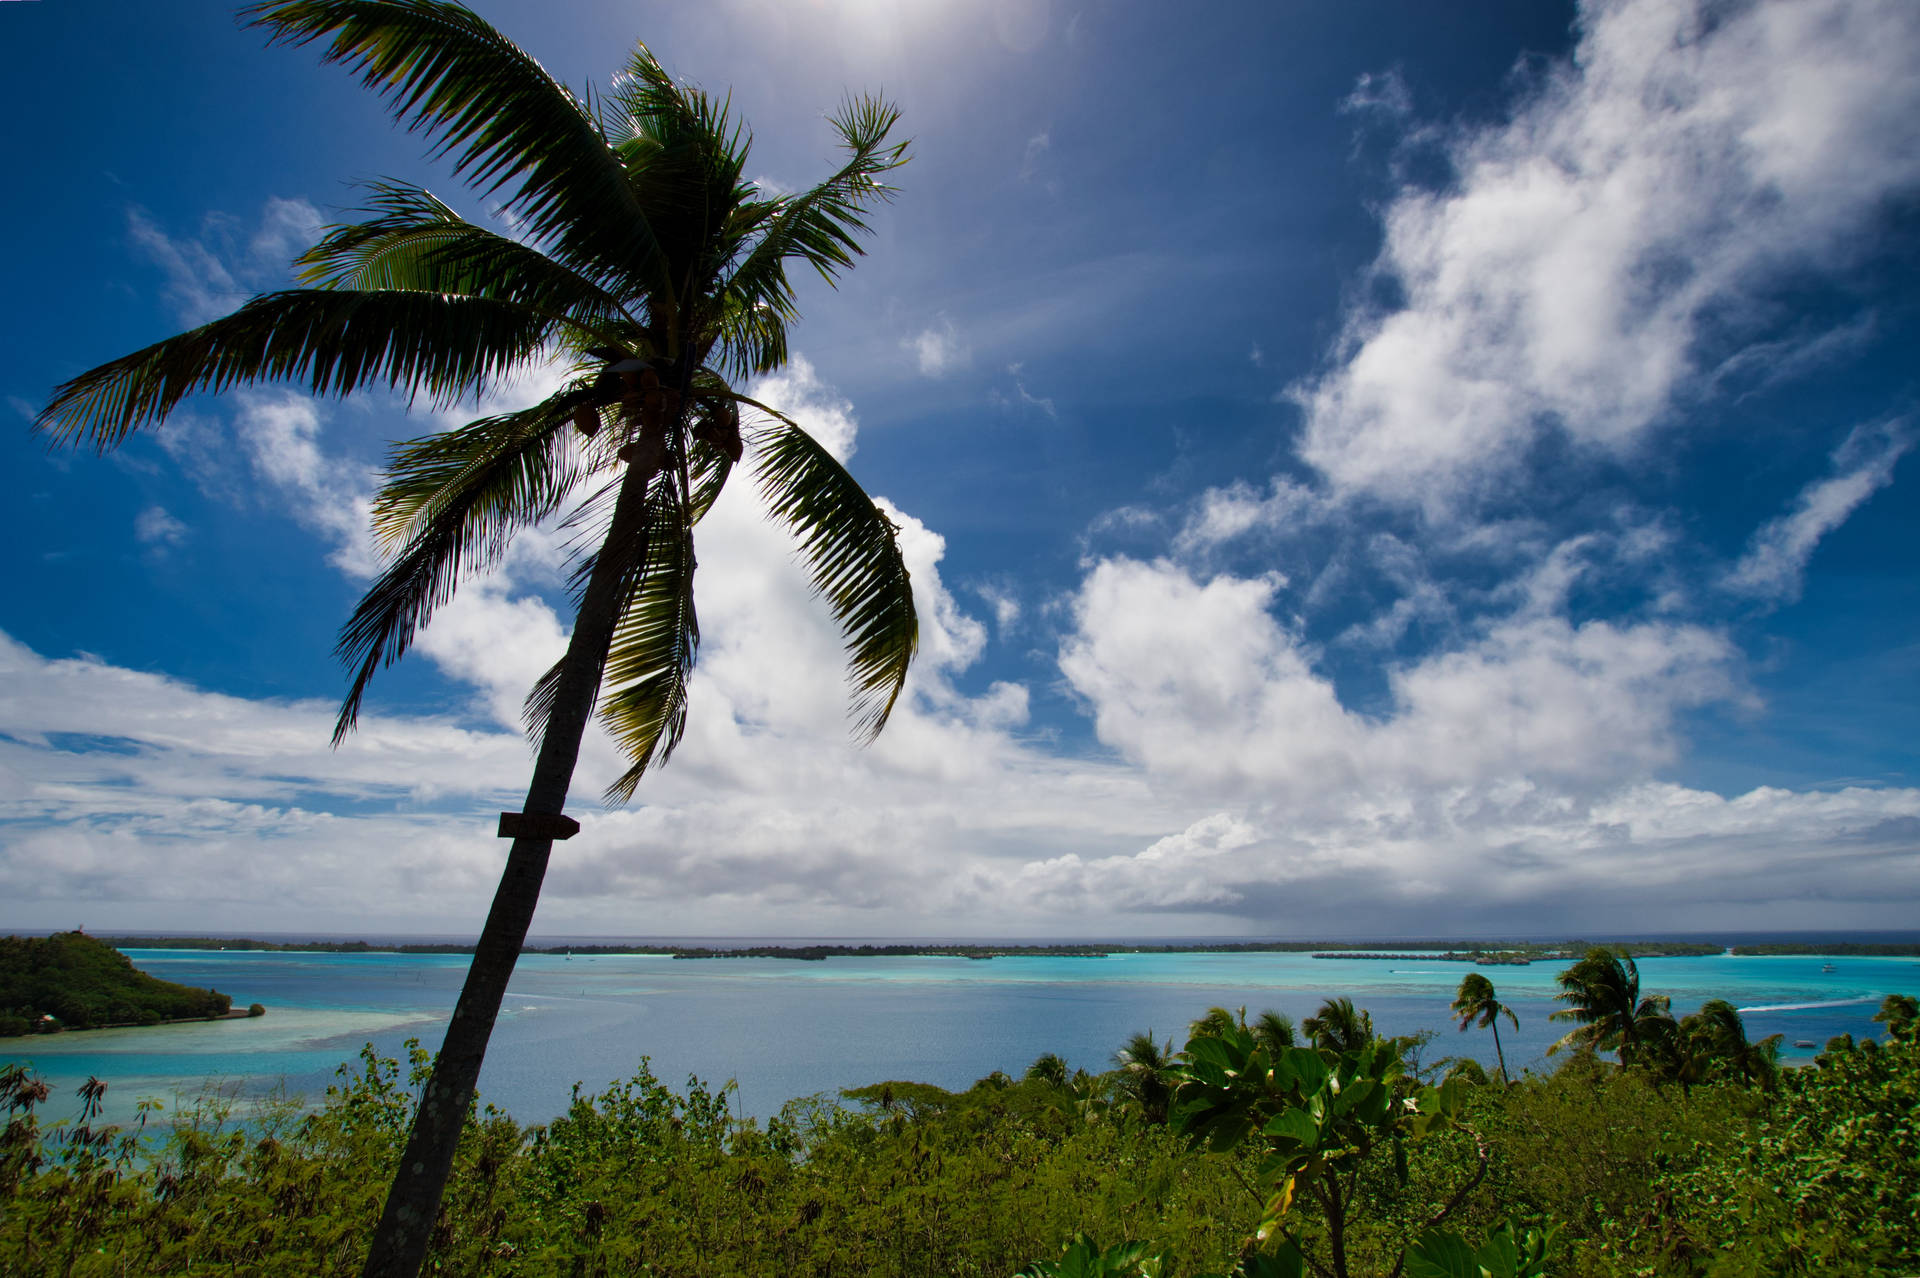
top-left (1185, 1035), bottom-right (1241, 1073)
top-left (1286, 1049), bottom-right (1330, 1093)
top-left (1262, 1107), bottom-right (1319, 1149)
top-left (1404, 1229), bottom-right (1481, 1278)
top-left (1332, 1077), bottom-right (1378, 1116)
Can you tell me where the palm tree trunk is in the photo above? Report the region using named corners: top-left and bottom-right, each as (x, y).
top-left (361, 449), bottom-right (660, 1278)
top-left (1491, 1021), bottom-right (1509, 1085)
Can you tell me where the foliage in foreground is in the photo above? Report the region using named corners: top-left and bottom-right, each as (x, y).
top-left (0, 994), bottom-right (1914, 1276)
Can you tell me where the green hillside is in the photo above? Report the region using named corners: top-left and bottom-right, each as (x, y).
top-left (0, 931), bottom-right (232, 1036)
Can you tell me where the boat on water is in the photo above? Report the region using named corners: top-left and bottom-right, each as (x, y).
top-left (1794, 1039), bottom-right (1817, 1048)
top-left (1821, 963), bottom-right (1836, 972)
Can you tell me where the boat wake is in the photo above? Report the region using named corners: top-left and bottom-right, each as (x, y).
top-left (1736, 995), bottom-right (1878, 1014)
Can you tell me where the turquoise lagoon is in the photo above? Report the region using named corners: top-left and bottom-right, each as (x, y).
top-left (6, 947), bottom-right (1916, 1126)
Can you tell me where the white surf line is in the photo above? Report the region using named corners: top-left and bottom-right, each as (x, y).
top-left (500, 990), bottom-right (645, 1007)
top-left (1736, 995), bottom-right (1879, 1013)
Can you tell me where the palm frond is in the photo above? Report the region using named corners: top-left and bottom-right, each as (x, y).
top-left (683, 375), bottom-right (743, 520)
top-left (706, 292), bottom-right (790, 380)
top-left (603, 44), bottom-right (755, 331)
top-left (521, 466), bottom-right (700, 800)
top-left (38, 289), bottom-right (552, 451)
top-left (685, 432), bottom-right (736, 525)
top-left (333, 393), bottom-right (581, 742)
top-left (299, 181), bottom-right (632, 334)
top-left (711, 96), bottom-right (906, 375)
top-left (598, 475), bottom-right (700, 803)
top-left (738, 394), bottom-right (916, 741)
top-left (244, 0), bottom-right (663, 287)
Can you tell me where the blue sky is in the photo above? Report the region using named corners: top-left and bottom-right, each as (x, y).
top-left (2, 0), bottom-right (1917, 938)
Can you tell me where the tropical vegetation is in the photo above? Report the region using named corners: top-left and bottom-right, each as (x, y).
top-left (4, 981), bottom-right (1914, 1276)
top-left (0, 933), bottom-right (232, 1037)
top-left (1452, 973), bottom-right (1518, 1084)
top-left (1548, 948), bottom-right (1674, 1065)
top-left (35, 2), bottom-right (917, 1272)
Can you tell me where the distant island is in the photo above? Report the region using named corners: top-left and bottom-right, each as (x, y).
top-left (0, 931), bottom-right (260, 1037)
top-left (1728, 942), bottom-right (1920, 956)
top-left (77, 935), bottom-right (1739, 961)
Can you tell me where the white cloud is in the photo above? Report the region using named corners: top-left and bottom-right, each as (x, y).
top-left (232, 394), bottom-right (380, 578)
top-left (11, 298), bottom-right (1919, 937)
top-left (1020, 130), bottom-right (1051, 182)
top-left (1340, 68), bottom-right (1412, 120)
top-left (1060, 555), bottom-right (1738, 800)
top-left (128, 197), bottom-right (324, 327)
top-left (1173, 478), bottom-right (1327, 555)
top-left (7, 592), bottom-right (1913, 936)
top-left (972, 582), bottom-right (1022, 635)
top-left (1293, 0), bottom-right (1920, 511)
top-left (133, 505), bottom-right (187, 548)
top-left (246, 196), bottom-right (325, 276)
top-left (991, 363), bottom-right (1057, 418)
top-left (1724, 417), bottom-right (1911, 603)
top-left (905, 317), bottom-right (971, 377)
top-left (748, 355), bottom-right (858, 460)
top-left (127, 208), bottom-right (243, 326)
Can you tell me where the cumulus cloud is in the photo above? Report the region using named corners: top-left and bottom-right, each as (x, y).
top-left (4, 517), bottom-right (1917, 934)
top-left (13, 146), bottom-right (1919, 937)
top-left (1723, 417), bottom-right (1911, 603)
top-left (748, 355), bottom-right (858, 459)
top-left (1294, 0), bottom-right (1920, 510)
top-left (1060, 556), bottom-right (1737, 801)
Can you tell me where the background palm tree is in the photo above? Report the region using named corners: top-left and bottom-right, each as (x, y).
top-left (37, 4), bottom-right (914, 1275)
top-left (1549, 948), bottom-right (1675, 1065)
top-left (1024, 1053), bottom-right (1070, 1088)
top-left (1451, 972), bottom-right (1519, 1083)
top-left (1683, 998), bottom-right (1781, 1091)
top-left (1113, 1030), bottom-right (1177, 1125)
top-left (1251, 1009), bottom-right (1298, 1055)
top-left (1186, 1005), bottom-right (1244, 1040)
top-left (1303, 996), bottom-right (1375, 1055)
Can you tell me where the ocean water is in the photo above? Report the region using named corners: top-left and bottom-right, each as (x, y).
top-left (6, 947), bottom-right (1916, 1127)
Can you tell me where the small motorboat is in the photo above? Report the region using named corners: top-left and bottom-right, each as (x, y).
top-left (1794, 1039), bottom-right (1817, 1049)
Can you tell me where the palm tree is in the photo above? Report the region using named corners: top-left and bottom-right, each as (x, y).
top-left (1684, 998), bottom-right (1781, 1091)
top-left (1113, 1030), bottom-right (1177, 1125)
top-left (1303, 996), bottom-right (1375, 1055)
top-left (1251, 1009), bottom-right (1298, 1055)
top-left (1187, 1005), bottom-right (1243, 1040)
top-left (1451, 972), bottom-right (1519, 1083)
top-left (36, 5), bottom-right (915, 1275)
top-left (1024, 1053), bottom-right (1070, 1088)
top-left (1548, 948), bottom-right (1675, 1066)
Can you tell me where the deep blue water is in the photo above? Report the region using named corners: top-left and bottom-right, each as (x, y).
top-left (7, 948), bottom-right (1916, 1126)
